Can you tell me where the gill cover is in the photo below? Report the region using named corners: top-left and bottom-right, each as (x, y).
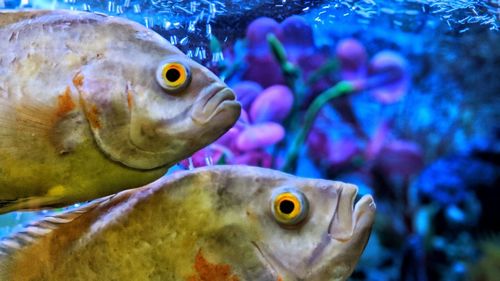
top-left (76, 70), bottom-right (162, 169)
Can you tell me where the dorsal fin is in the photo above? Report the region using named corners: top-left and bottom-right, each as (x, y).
top-left (0, 10), bottom-right (54, 28)
top-left (0, 184), bottom-right (142, 256)
top-left (0, 9), bottom-right (112, 29)
top-left (0, 195), bottom-right (114, 256)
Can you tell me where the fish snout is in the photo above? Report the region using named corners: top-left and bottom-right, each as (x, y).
top-left (206, 87), bottom-right (237, 114)
top-left (305, 192), bottom-right (375, 281)
top-left (328, 184), bottom-right (375, 242)
top-left (352, 194), bottom-right (376, 239)
top-left (191, 85), bottom-right (240, 124)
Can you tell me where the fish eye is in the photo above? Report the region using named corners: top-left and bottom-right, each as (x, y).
top-left (156, 61), bottom-right (191, 92)
top-left (270, 187), bottom-right (309, 226)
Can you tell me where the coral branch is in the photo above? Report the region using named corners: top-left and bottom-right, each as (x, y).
top-left (282, 81), bottom-right (356, 173)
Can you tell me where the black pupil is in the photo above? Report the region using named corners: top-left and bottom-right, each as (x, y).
top-left (166, 68), bottom-right (181, 82)
top-left (279, 200), bottom-right (295, 215)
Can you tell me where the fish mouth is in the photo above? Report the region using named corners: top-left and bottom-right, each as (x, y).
top-left (327, 185), bottom-right (375, 241)
top-left (327, 185), bottom-right (358, 241)
top-left (249, 186), bottom-right (376, 280)
top-left (249, 188), bottom-right (376, 280)
top-left (192, 86), bottom-right (240, 124)
top-left (205, 87), bottom-right (237, 109)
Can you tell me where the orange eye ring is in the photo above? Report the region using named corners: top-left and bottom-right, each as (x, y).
top-left (271, 188), bottom-right (309, 225)
top-left (156, 61), bottom-right (191, 92)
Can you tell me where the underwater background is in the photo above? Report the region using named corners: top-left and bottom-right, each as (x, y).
top-left (0, 0), bottom-right (498, 280)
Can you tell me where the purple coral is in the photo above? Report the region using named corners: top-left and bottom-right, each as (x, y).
top-left (308, 128), bottom-right (359, 170)
top-left (280, 15), bottom-right (315, 61)
top-left (233, 81), bottom-right (263, 111)
top-left (249, 85), bottom-right (294, 123)
top-left (336, 38), bottom-right (368, 81)
top-left (233, 151), bottom-right (273, 168)
top-left (181, 83), bottom-right (293, 168)
top-left (368, 51), bottom-right (410, 104)
top-left (236, 122), bottom-right (285, 151)
top-left (246, 17), bottom-right (282, 52)
top-left (244, 17), bottom-right (285, 87)
top-left (244, 51), bottom-right (285, 88)
top-left (366, 121), bottom-right (423, 178)
top-left (335, 40), bottom-right (409, 104)
top-left (374, 140), bottom-right (424, 178)
top-left (243, 16), bottom-right (324, 88)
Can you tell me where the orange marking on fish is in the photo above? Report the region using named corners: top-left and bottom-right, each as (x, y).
top-left (87, 105), bottom-right (101, 129)
top-left (56, 86), bottom-right (76, 117)
top-left (187, 249), bottom-right (240, 281)
top-left (78, 95), bottom-right (101, 129)
top-left (277, 275), bottom-right (283, 281)
top-left (127, 91), bottom-right (133, 109)
top-left (72, 72), bottom-right (84, 88)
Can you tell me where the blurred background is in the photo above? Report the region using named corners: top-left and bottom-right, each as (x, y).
top-left (1, 1), bottom-right (499, 280)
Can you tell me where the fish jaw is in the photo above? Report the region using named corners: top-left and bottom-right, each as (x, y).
top-left (127, 83), bottom-right (241, 167)
top-left (123, 57), bottom-right (240, 168)
top-left (75, 58), bottom-right (240, 170)
top-left (306, 192), bottom-right (376, 281)
top-left (251, 184), bottom-right (376, 281)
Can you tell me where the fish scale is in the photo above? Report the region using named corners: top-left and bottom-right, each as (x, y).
top-left (0, 10), bottom-right (241, 213)
top-left (0, 165), bottom-right (376, 281)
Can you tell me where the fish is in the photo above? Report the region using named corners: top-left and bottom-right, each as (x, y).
top-left (0, 10), bottom-right (241, 213)
top-left (0, 165), bottom-right (376, 281)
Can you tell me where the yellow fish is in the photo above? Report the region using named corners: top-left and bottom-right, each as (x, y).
top-left (0, 165), bottom-right (376, 281)
top-left (0, 10), bottom-right (241, 213)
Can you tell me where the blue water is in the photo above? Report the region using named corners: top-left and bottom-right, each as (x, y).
top-left (1, 1), bottom-right (499, 280)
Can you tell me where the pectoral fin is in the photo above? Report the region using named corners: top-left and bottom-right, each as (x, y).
top-left (0, 95), bottom-right (54, 150)
top-left (0, 196), bottom-right (64, 214)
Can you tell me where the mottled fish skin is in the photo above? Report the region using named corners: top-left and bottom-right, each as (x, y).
top-left (0, 165), bottom-right (376, 281)
top-left (0, 10), bottom-right (241, 212)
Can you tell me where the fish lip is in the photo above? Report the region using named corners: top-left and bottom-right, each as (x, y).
top-left (249, 190), bottom-right (376, 281)
top-left (205, 87), bottom-right (238, 115)
top-left (297, 185), bottom-right (360, 270)
top-left (191, 87), bottom-right (240, 124)
top-left (327, 187), bottom-right (375, 240)
top-left (326, 185), bottom-right (358, 241)
top-left (304, 189), bottom-right (376, 274)
top-left (204, 87), bottom-right (235, 107)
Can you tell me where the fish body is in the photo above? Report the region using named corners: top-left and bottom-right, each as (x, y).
top-left (0, 165), bottom-right (376, 281)
top-left (0, 10), bottom-right (240, 212)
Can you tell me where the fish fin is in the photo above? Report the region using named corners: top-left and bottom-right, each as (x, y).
top-left (92, 11), bottom-right (109, 18)
top-left (0, 199), bottom-right (21, 209)
top-left (0, 195), bottom-right (115, 280)
top-left (0, 195), bottom-right (115, 255)
top-left (0, 10), bottom-right (53, 28)
top-left (0, 196), bottom-right (65, 214)
top-left (0, 188), bottom-right (142, 278)
top-left (0, 95), bottom-right (58, 150)
top-left (0, 198), bottom-right (31, 214)
top-left (0, 187), bottom-right (141, 254)
top-left (0, 10), bottom-right (100, 28)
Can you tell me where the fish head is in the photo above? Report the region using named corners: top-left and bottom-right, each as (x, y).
top-left (229, 167), bottom-right (376, 281)
top-left (126, 53), bottom-right (241, 169)
top-left (76, 17), bottom-right (240, 169)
